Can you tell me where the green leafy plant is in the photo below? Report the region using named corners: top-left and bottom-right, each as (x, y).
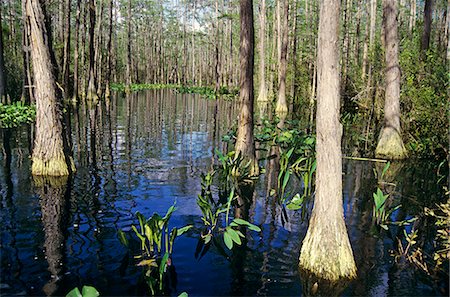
top-left (196, 170), bottom-right (261, 251)
top-left (66, 286), bottom-right (99, 297)
top-left (118, 203), bottom-right (192, 295)
top-left (0, 102), bottom-right (36, 128)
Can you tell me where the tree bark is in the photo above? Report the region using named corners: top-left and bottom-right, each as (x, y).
top-left (105, 0), bottom-right (114, 99)
top-left (409, 0), bottom-right (416, 33)
top-left (256, 0), bottom-right (268, 103)
top-left (299, 0), bottom-right (357, 281)
top-left (126, 0), bottom-right (132, 89)
top-left (421, 0), bottom-right (433, 53)
top-left (26, 0), bottom-right (73, 176)
top-left (235, 0), bottom-right (257, 175)
top-left (87, 0), bottom-right (98, 102)
top-left (275, 0), bottom-right (289, 116)
top-left (62, 0), bottom-right (71, 101)
top-left (375, 0), bottom-right (407, 159)
top-left (0, 2), bottom-right (6, 104)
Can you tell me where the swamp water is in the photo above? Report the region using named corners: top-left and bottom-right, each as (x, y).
top-left (0, 90), bottom-right (448, 296)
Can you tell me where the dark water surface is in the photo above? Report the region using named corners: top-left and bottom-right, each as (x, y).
top-left (1, 90), bottom-right (447, 296)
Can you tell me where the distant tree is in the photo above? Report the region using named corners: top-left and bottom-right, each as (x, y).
top-left (256, 0), bottom-right (267, 104)
top-left (0, 2), bottom-right (6, 104)
top-left (299, 0), bottom-right (357, 281)
top-left (421, 0), bottom-right (433, 53)
top-left (375, 0), bottom-right (407, 159)
top-left (26, 0), bottom-right (73, 176)
top-left (275, 0), bottom-right (289, 116)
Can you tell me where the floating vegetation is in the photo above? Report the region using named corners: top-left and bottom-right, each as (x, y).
top-left (110, 83), bottom-right (180, 92)
top-left (176, 85), bottom-right (238, 100)
top-left (0, 102), bottom-right (36, 128)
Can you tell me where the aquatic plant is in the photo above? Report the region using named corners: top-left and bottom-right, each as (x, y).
top-left (176, 85), bottom-right (238, 100)
top-left (66, 286), bottom-right (99, 297)
top-left (0, 102), bottom-right (36, 128)
top-left (110, 83), bottom-right (179, 92)
top-left (118, 203), bottom-right (192, 295)
top-left (196, 170), bottom-right (261, 251)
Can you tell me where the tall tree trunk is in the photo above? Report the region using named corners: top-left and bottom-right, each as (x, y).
top-left (62, 0), bottom-right (71, 101)
top-left (235, 0), bottom-right (257, 175)
top-left (256, 0), bottom-right (268, 103)
top-left (105, 0), bottom-right (114, 99)
top-left (126, 0), bottom-right (132, 89)
top-left (409, 0), bottom-right (416, 33)
top-left (275, 0), bottom-right (289, 116)
top-left (299, 0), bottom-right (357, 282)
top-left (73, 0), bottom-right (82, 102)
top-left (421, 0), bottom-right (433, 53)
top-left (87, 0), bottom-right (97, 102)
top-left (375, 0), bottom-right (407, 159)
top-left (0, 2), bottom-right (6, 104)
top-left (214, 0), bottom-right (220, 93)
top-left (26, 0), bottom-right (73, 176)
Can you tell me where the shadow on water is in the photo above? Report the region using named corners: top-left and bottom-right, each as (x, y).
top-left (0, 90), bottom-right (448, 296)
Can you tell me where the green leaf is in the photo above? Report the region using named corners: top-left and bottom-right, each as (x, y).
top-left (223, 231), bottom-right (233, 250)
top-left (226, 228), bottom-right (242, 245)
top-left (177, 225), bottom-right (193, 236)
top-left (81, 286), bottom-right (100, 297)
top-left (66, 287), bottom-right (82, 297)
top-left (117, 230), bottom-right (128, 247)
top-left (178, 292), bottom-right (189, 297)
top-left (159, 252), bottom-right (170, 276)
top-left (233, 218), bottom-right (261, 232)
top-left (282, 171), bottom-right (291, 190)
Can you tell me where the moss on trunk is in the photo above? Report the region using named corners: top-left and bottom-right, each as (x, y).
top-left (375, 126), bottom-right (407, 159)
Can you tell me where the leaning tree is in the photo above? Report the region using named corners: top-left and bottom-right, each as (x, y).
top-left (26, 0), bottom-right (73, 176)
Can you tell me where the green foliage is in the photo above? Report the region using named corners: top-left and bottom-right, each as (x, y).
top-left (399, 37), bottom-right (447, 159)
top-left (110, 83), bottom-right (179, 92)
top-left (0, 102), bottom-right (36, 128)
top-left (66, 286), bottom-right (99, 297)
top-left (176, 85), bottom-right (238, 100)
top-left (256, 119), bottom-right (316, 210)
top-left (119, 203), bottom-right (192, 295)
top-left (196, 166), bottom-right (261, 251)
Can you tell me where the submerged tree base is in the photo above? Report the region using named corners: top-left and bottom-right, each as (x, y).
top-left (375, 127), bottom-right (407, 160)
top-left (32, 156), bottom-right (74, 176)
top-left (300, 268), bottom-right (354, 297)
top-left (299, 215), bottom-right (357, 282)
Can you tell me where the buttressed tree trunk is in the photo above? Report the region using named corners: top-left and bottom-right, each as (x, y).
top-left (299, 0), bottom-right (357, 282)
top-left (235, 0), bottom-right (258, 175)
top-left (375, 0), bottom-right (407, 159)
top-left (26, 0), bottom-right (73, 176)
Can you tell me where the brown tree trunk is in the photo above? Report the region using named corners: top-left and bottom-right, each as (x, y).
top-left (126, 0), bottom-right (132, 89)
top-left (105, 0), bottom-right (114, 99)
top-left (73, 0), bottom-right (82, 103)
top-left (299, 0), bottom-right (357, 281)
top-left (421, 0), bottom-right (433, 53)
top-left (256, 0), bottom-right (268, 103)
top-left (0, 2), bottom-right (6, 104)
top-left (235, 0), bottom-right (257, 175)
top-left (375, 0), bottom-right (407, 159)
top-left (26, 0), bottom-right (73, 176)
top-left (62, 0), bottom-right (71, 101)
top-left (409, 0), bottom-right (416, 33)
top-left (87, 0), bottom-right (98, 102)
top-left (275, 0), bottom-right (289, 116)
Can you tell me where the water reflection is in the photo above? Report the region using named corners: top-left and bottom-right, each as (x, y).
top-left (35, 176), bottom-right (70, 296)
top-left (0, 90), bottom-right (447, 296)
